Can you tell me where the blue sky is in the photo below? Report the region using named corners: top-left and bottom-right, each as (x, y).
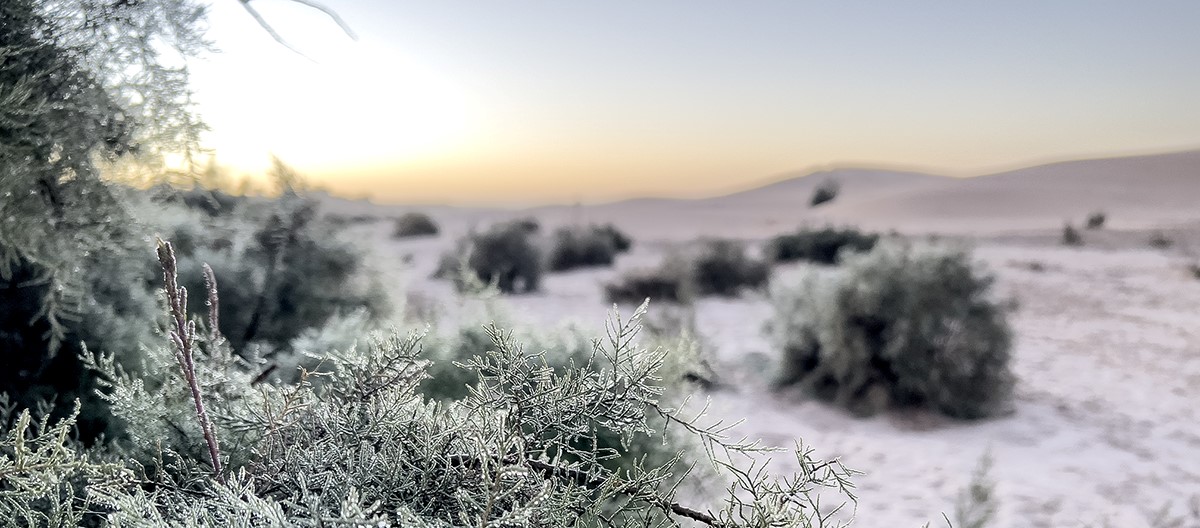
top-left (188, 0), bottom-right (1200, 204)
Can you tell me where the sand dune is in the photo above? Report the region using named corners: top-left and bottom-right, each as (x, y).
top-left (529, 149), bottom-right (1200, 239)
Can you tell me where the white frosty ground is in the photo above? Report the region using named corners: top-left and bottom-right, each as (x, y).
top-left (326, 149), bottom-right (1200, 527)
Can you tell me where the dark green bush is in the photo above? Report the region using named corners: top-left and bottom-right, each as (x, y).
top-left (438, 222), bottom-right (543, 293)
top-left (605, 258), bottom-right (693, 305)
top-left (1085, 211), bottom-right (1106, 229)
top-left (547, 224), bottom-right (633, 271)
top-left (770, 240), bottom-right (1014, 419)
top-left (392, 212), bottom-right (439, 238)
top-left (767, 226), bottom-right (879, 264)
top-left (810, 179), bottom-right (840, 207)
top-left (691, 239), bottom-right (770, 296)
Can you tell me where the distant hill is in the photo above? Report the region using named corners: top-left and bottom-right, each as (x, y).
top-left (333, 149), bottom-right (1200, 240)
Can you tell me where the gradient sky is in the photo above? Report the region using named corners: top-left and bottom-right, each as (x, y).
top-left (187, 1), bottom-right (1200, 205)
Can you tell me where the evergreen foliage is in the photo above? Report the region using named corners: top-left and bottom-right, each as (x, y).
top-left (766, 227), bottom-right (879, 264)
top-left (548, 224), bottom-right (634, 271)
top-left (691, 239), bottom-right (770, 297)
top-left (770, 239), bottom-right (1014, 419)
top-left (393, 212), bottom-right (440, 238)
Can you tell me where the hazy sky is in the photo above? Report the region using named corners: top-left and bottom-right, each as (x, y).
top-left (188, 1), bottom-right (1200, 205)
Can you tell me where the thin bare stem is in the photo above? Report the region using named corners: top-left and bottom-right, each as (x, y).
top-left (156, 239), bottom-right (223, 481)
top-left (238, 0), bottom-right (358, 61)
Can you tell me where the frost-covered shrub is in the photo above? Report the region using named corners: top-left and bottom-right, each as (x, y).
top-left (691, 239), bottom-right (770, 296)
top-left (767, 226), bottom-right (879, 264)
top-left (547, 224), bottom-right (633, 271)
top-left (770, 239), bottom-right (1014, 419)
top-left (439, 222), bottom-right (543, 293)
top-left (605, 257), bottom-right (694, 305)
top-left (151, 193), bottom-right (389, 354)
top-left (25, 255), bottom-right (856, 526)
top-left (810, 179), bottom-right (840, 207)
top-left (392, 212), bottom-right (439, 238)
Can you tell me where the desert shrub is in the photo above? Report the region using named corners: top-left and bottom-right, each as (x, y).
top-left (691, 239), bottom-right (770, 296)
top-left (149, 187), bottom-right (390, 354)
top-left (547, 224), bottom-right (633, 271)
top-left (767, 226), bottom-right (879, 264)
top-left (605, 257), bottom-right (694, 305)
top-left (439, 222), bottom-right (543, 293)
top-left (1085, 210), bottom-right (1107, 229)
top-left (770, 239), bottom-right (1014, 419)
top-left (810, 179), bottom-right (840, 207)
top-left (1061, 223), bottom-right (1083, 246)
top-left (1149, 230), bottom-right (1174, 249)
top-left (392, 212), bottom-right (439, 238)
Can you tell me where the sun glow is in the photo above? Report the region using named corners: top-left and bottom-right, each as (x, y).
top-left (189, 1), bottom-right (479, 180)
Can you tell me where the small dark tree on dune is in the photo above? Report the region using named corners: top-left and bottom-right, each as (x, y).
top-left (1085, 211), bottom-right (1107, 230)
top-left (392, 212), bottom-right (440, 238)
top-left (547, 223), bottom-right (633, 271)
top-left (810, 179), bottom-right (840, 207)
top-left (691, 239), bottom-right (770, 296)
top-left (767, 226), bottom-right (879, 264)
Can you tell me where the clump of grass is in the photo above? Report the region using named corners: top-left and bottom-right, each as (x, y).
top-left (767, 226), bottom-right (879, 264)
top-left (1061, 222), bottom-right (1083, 246)
top-left (392, 212), bottom-right (439, 238)
top-left (547, 224), bottom-right (633, 271)
top-left (691, 239), bottom-right (770, 296)
top-left (770, 239), bottom-right (1014, 419)
top-left (809, 178), bottom-right (840, 207)
top-left (1085, 210), bottom-right (1107, 229)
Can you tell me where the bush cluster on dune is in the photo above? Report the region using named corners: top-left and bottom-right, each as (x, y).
top-left (769, 239), bottom-right (1015, 419)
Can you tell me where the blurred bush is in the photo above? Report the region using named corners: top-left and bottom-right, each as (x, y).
top-left (157, 197), bottom-right (388, 354)
top-left (605, 257), bottom-right (694, 305)
top-left (1149, 230), bottom-right (1173, 249)
top-left (392, 212), bottom-right (440, 238)
top-left (547, 224), bottom-right (633, 271)
top-left (437, 221), bottom-right (543, 294)
top-left (691, 239), bottom-right (769, 296)
top-left (767, 226), bottom-right (879, 264)
top-left (1061, 223), bottom-right (1083, 246)
top-left (769, 239), bottom-right (1014, 419)
top-left (1085, 211), bottom-right (1106, 229)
